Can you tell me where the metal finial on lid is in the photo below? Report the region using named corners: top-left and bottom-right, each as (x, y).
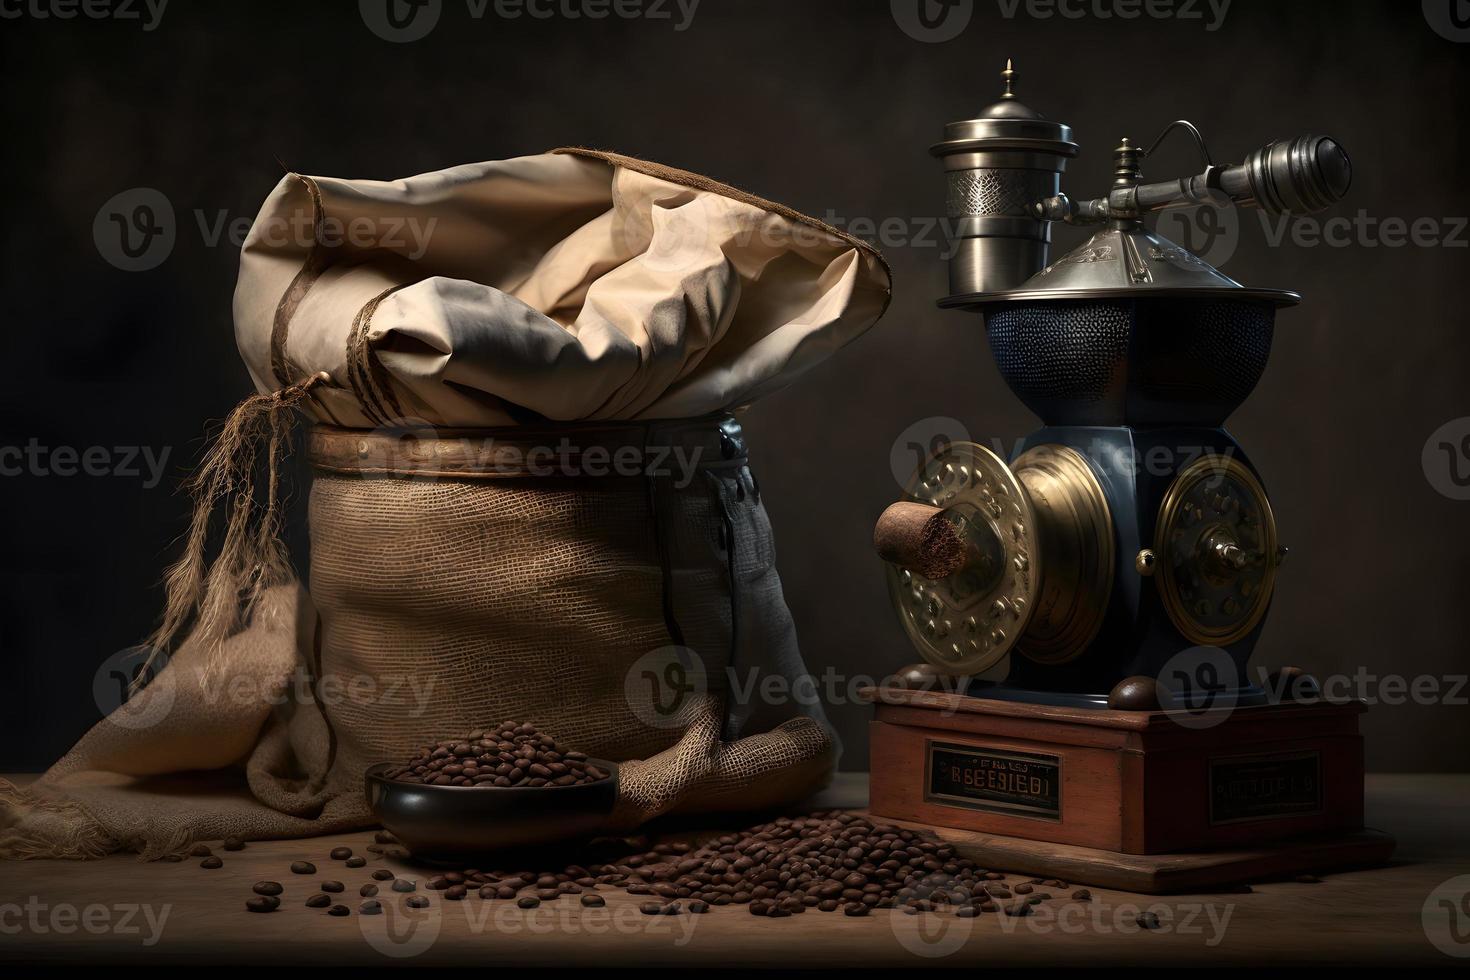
top-left (1001, 58), bottom-right (1016, 100)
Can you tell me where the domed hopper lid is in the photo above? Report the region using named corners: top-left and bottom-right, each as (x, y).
top-left (942, 222), bottom-right (1300, 308)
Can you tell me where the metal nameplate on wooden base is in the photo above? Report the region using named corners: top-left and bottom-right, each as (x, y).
top-left (859, 686), bottom-right (1395, 892)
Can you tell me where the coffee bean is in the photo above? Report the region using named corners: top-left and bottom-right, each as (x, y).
top-left (305, 894), bottom-right (331, 908)
top-left (290, 862), bottom-right (316, 875)
top-left (360, 884), bottom-right (379, 897)
top-left (688, 900), bottom-right (709, 914)
top-left (245, 896), bottom-right (279, 913)
top-left (842, 903), bottom-right (868, 917)
top-left (360, 900), bottom-right (382, 915)
top-left (1137, 911), bottom-right (1161, 930)
top-left (200, 857), bottom-right (223, 869)
top-left (320, 881), bottom-right (344, 893)
top-left (371, 869), bottom-right (395, 881)
top-left (518, 896), bottom-right (540, 909)
top-left (391, 879), bottom-right (416, 893)
top-left (956, 905), bottom-right (981, 918)
top-left (329, 847), bottom-right (353, 860)
top-left (387, 724), bottom-right (610, 788)
top-left (328, 904), bottom-right (350, 917)
top-left (1071, 889), bottom-right (1091, 901)
top-left (581, 894), bottom-right (606, 908)
top-left (639, 901), bottom-right (664, 915)
top-left (253, 881), bottom-right (284, 896)
top-left (445, 885), bottom-right (467, 901)
top-left (223, 837), bottom-right (245, 851)
top-left (345, 856), bottom-right (366, 869)
top-left (374, 831), bottom-right (397, 844)
top-left (406, 896), bottom-right (430, 909)
top-left (189, 844), bottom-right (213, 857)
top-left (1014, 883), bottom-right (1033, 894)
top-left (535, 888), bottom-right (560, 901)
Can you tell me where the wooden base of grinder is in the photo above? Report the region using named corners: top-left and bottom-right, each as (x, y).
top-left (859, 685), bottom-right (1395, 894)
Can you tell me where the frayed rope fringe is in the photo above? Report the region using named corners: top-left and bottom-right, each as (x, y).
top-left (0, 778), bottom-right (118, 860)
top-left (140, 372), bottom-right (329, 685)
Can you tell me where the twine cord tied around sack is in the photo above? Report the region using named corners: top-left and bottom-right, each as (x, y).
top-left (140, 371), bottom-right (330, 684)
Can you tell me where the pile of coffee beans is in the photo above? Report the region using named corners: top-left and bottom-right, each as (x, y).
top-left (226, 810), bottom-right (1109, 918)
top-left (411, 810), bottom-right (1087, 919)
top-left (382, 723), bottom-right (610, 788)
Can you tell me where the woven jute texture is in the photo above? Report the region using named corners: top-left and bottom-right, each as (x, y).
top-left (302, 424), bottom-right (836, 826)
top-left (0, 419), bottom-right (835, 857)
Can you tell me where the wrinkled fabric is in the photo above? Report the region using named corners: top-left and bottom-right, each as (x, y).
top-left (234, 148), bottom-right (891, 425)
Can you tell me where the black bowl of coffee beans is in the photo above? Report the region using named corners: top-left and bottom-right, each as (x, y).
top-left (365, 723), bottom-right (619, 859)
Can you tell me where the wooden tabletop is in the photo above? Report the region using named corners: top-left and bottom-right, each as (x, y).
top-left (2, 773), bottom-right (1466, 966)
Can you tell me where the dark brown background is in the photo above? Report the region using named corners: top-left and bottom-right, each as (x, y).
top-left (1, 0), bottom-right (1466, 772)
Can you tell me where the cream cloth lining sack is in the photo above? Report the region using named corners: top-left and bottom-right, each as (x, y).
top-left (0, 149), bottom-right (890, 858)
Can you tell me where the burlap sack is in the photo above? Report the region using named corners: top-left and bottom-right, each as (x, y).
top-left (0, 149), bottom-right (889, 858)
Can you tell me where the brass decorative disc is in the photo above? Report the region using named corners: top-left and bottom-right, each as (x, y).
top-left (1154, 455), bottom-right (1278, 647)
top-left (1012, 444), bottom-right (1114, 664)
top-left (884, 442), bottom-right (1039, 674)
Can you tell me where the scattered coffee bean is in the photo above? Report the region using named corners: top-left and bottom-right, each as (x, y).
top-left (360, 884), bottom-right (379, 897)
top-left (253, 881), bottom-right (284, 896)
top-left (445, 885), bottom-right (467, 901)
top-left (581, 894), bottom-right (606, 908)
top-left (320, 881), bottom-right (344, 893)
top-left (956, 905), bottom-right (981, 918)
top-left (639, 901), bottom-right (664, 915)
top-left (383, 723), bottom-right (610, 788)
top-left (360, 899), bottom-right (382, 915)
top-left (518, 896), bottom-right (540, 909)
top-left (374, 831), bottom-right (397, 844)
top-left (345, 856), bottom-right (366, 869)
top-left (842, 902), bottom-right (868, 917)
top-left (305, 894), bottom-right (331, 908)
top-left (290, 862), bottom-right (316, 875)
top-left (1071, 889), bottom-right (1091, 901)
top-left (328, 904), bottom-right (350, 917)
top-left (392, 879), bottom-right (416, 893)
top-left (245, 896), bottom-right (279, 913)
top-left (189, 844), bottom-right (213, 857)
top-left (1014, 883), bottom-right (1033, 894)
top-left (222, 837), bottom-right (246, 851)
top-left (329, 847), bottom-right (353, 860)
top-left (371, 869), bottom-right (395, 881)
top-left (1137, 911), bottom-right (1161, 930)
top-left (200, 857), bottom-right (223, 869)
top-left (688, 900), bottom-right (709, 914)
top-left (406, 896), bottom-right (430, 909)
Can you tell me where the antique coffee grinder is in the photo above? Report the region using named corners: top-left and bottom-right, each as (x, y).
top-left (863, 63), bottom-right (1392, 886)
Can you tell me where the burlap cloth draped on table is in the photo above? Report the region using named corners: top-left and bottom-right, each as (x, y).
top-left (0, 148), bottom-right (890, 859)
